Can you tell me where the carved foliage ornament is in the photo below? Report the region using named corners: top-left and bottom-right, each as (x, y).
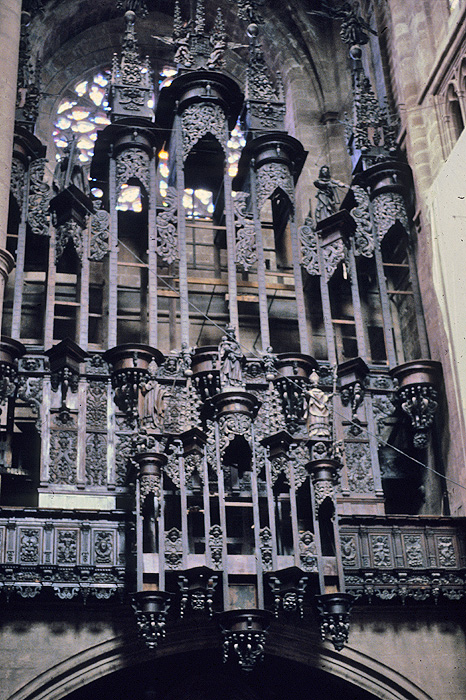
top-left (300, 218), bottom-right (320, 276)
top-left (55, 220), bottom-right (84, 263)
top-left (351, 185), bottom-right (374, 257)
top-left (86, 381), bottom-right (107, 430)
top-left (218, 414), bottom-right (252, 454)
top-left (181, 103), bottom-right (227, 161)
top-left (157, 186), bottom-right (178, 263)
top-left (255, 162), bottom-right (294, 213)
top-left (28, 158), bottom-right (51, 237)
top-left (85, 433), bottom-right (108, 486)
top-left (10, 159), bottom-right (26, 210)
top-left (345, 442), bottom-right (374, 493)
top-left (372, 192), bottom-right (409, 241)
top-left (49, 430), bottom-right (77, 484)
top-left (234, 192), bottom-right (257, 271)
top-left (313, 480), bottom-right (335, 509)
top-left (322, 238), bottom-right (346, 280)
top-left (90, 203), bottom-right (110, 261)
top-left (115, 148), bottom-right (150, 195)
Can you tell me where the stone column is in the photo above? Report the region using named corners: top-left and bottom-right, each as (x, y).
top-left (0, 0), bottom-right (22, 325)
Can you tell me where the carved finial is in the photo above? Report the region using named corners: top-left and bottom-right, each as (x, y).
top-left (345, 59), bottom-right (399, 163)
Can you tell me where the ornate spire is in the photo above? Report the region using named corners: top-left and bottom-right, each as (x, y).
top-left (110, 10), bottom-right (154, 121)
top-left (244, 25), bottom-right (285, 132)
top-left (345, 49), bottom-right (399, 165)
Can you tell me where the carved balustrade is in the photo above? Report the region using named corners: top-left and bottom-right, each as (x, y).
top-left (340, 517), bottom-right (466, 603)
top-left (0, 511), bottom-right (127, 600)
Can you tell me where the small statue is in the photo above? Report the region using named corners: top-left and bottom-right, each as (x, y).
top-left (140, 360), bottom-right (166, 429)
top-left (218, 326), bottom-right (243, 388)
top-left (314, 165), bottom-right (347, 223)
top-left (173, 27), bottom-right (193, 66)
top-left (207, 26), bottom-right (227, 69)
top-left (263, 346), bottom-right (276, 380)
top-left (304, 370), bottom-right (332, 440)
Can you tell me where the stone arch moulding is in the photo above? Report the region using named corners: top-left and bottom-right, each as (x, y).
top-left (7, 626), bottom-right (435, 700)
